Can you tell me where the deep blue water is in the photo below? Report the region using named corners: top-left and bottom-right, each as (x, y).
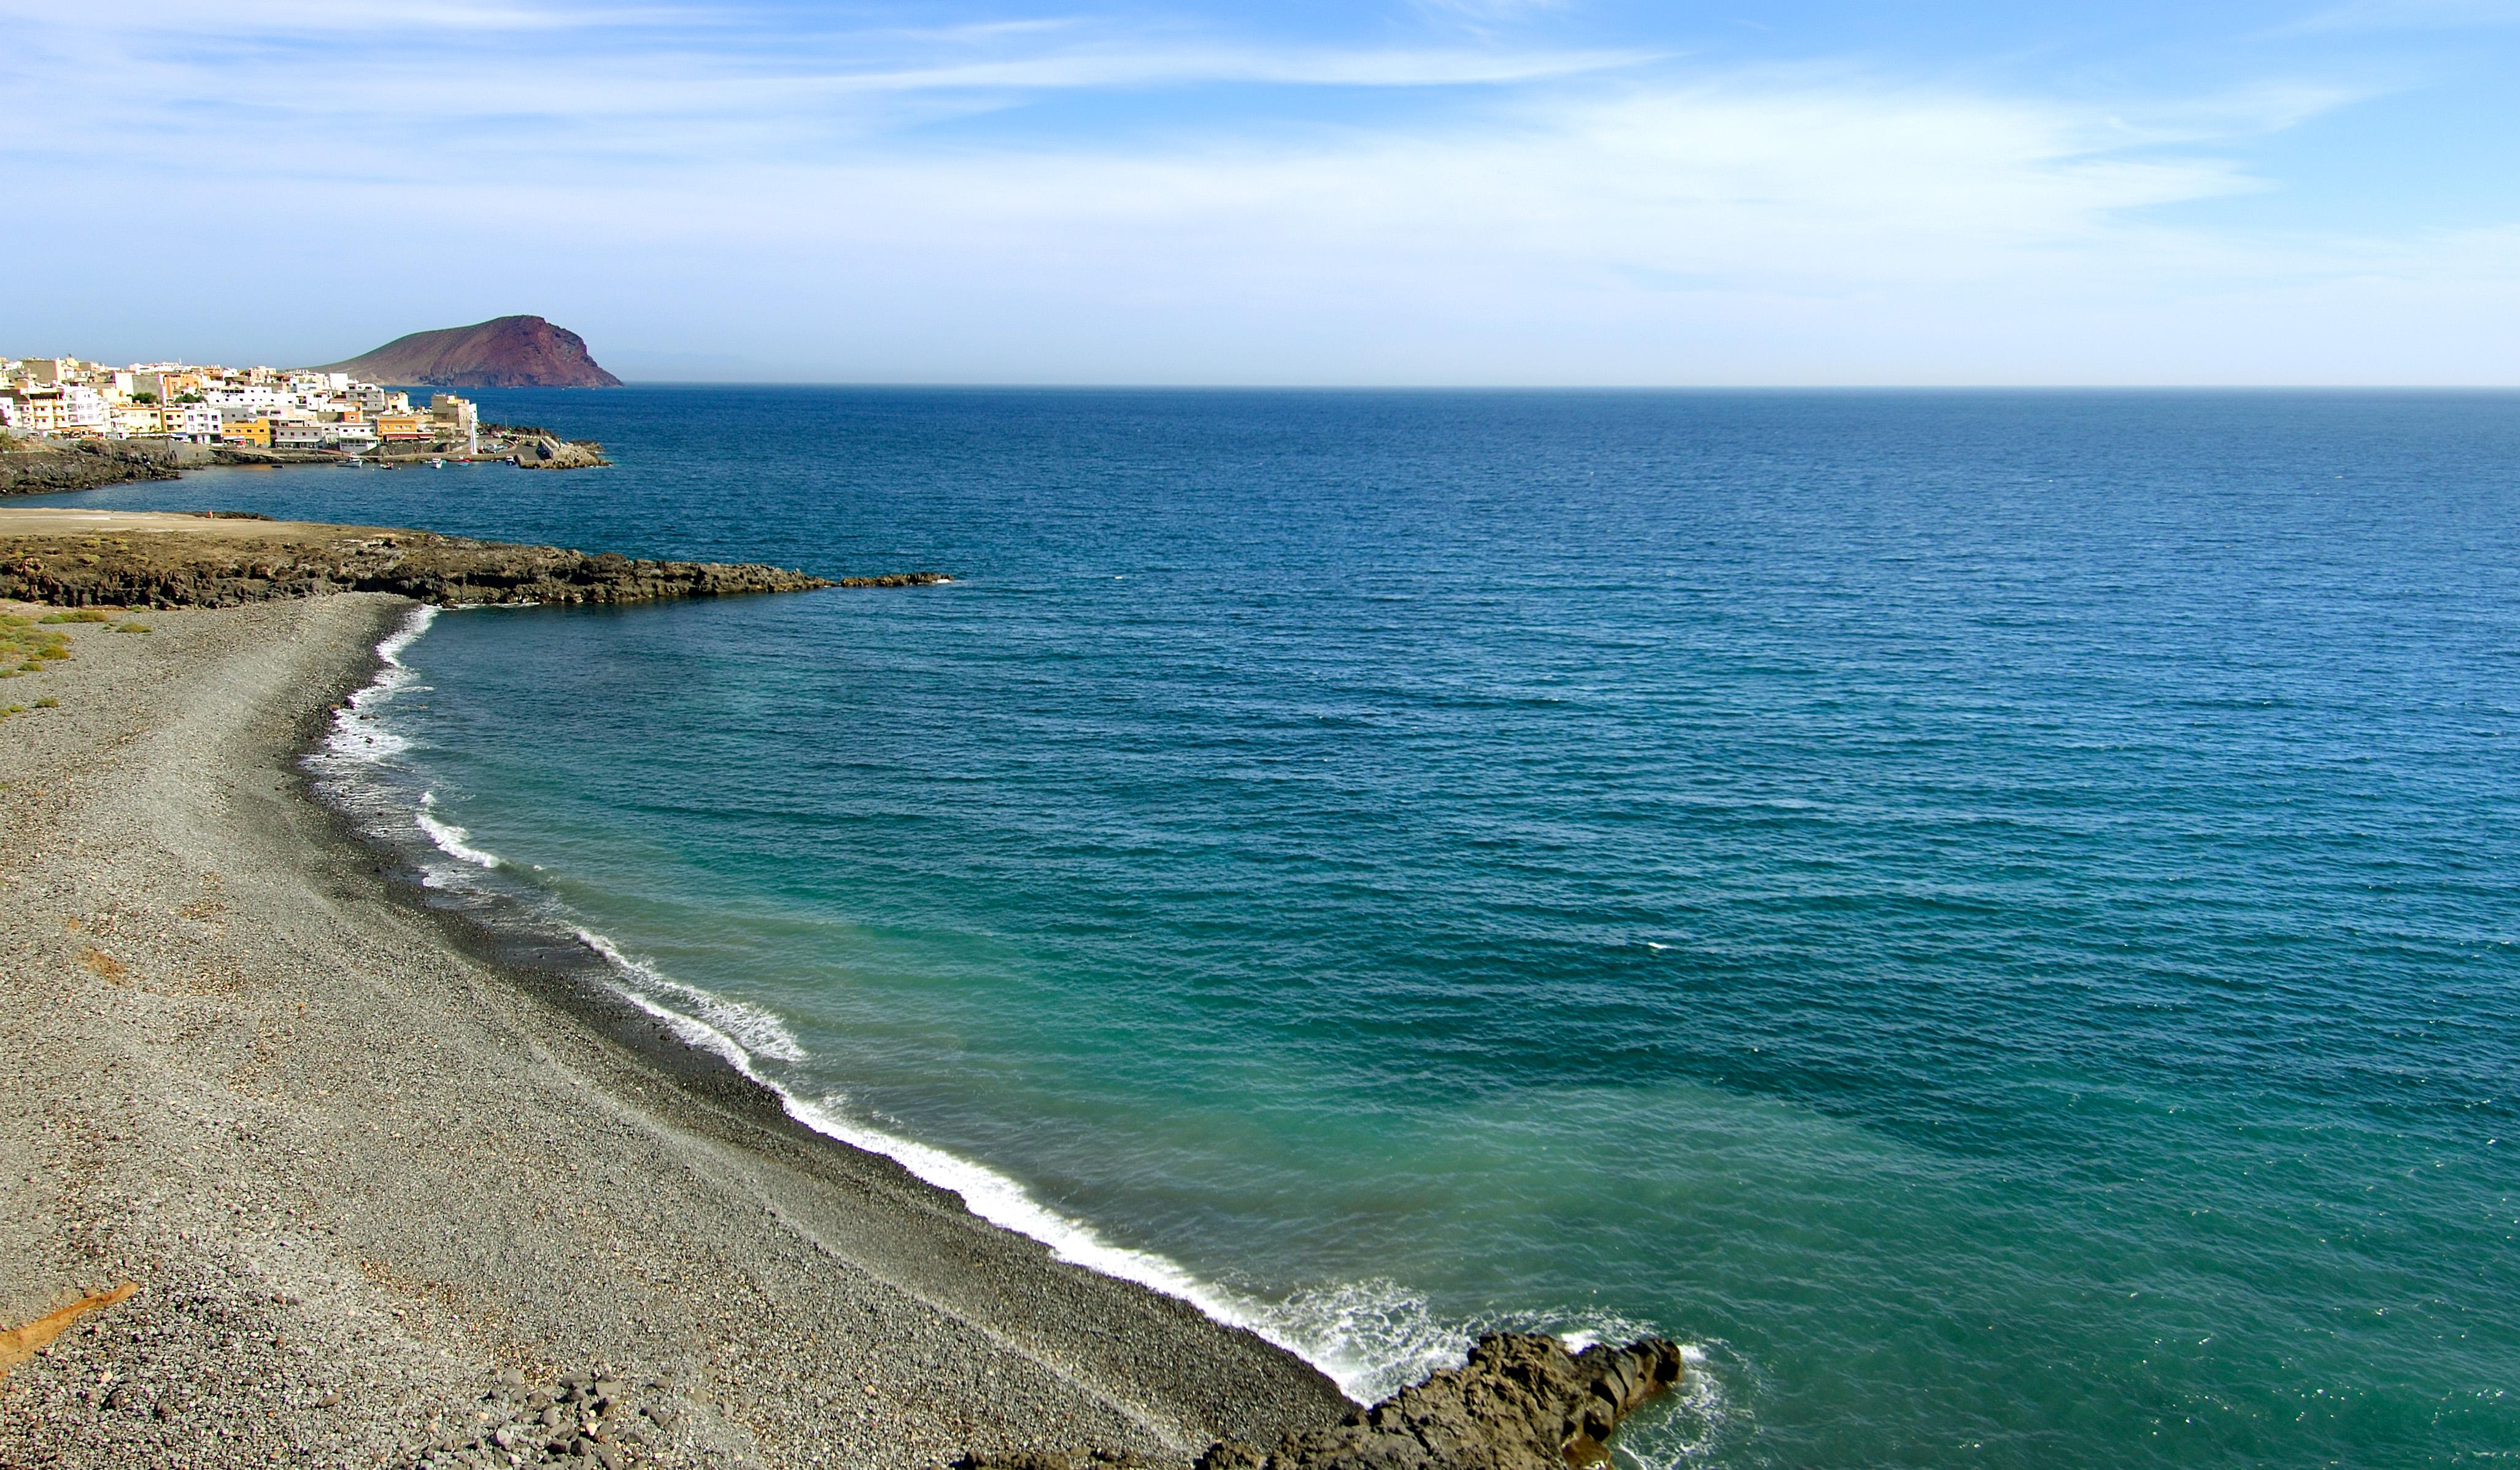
top-left (45, 388), bottom-right (2520, 1467)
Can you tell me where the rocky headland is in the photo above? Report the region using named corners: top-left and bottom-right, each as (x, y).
top-left (0, 508), bottom-right (940, 608)
top-left (0, 438), bottom-right (198, 495)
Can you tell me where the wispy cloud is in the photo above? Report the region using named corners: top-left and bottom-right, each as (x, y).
top-left (2273, 0), bottom-right (2520, 33)
top-left (1, 3), bottom-right (1654, 161)
top-left (3, 0), bottom-right (2513, 382)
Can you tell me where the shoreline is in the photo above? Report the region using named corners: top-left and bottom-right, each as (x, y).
top-left (311, 605), bottom-right (1370, 1400)
top-left (0, 586), bottom-right (1690, 1470)
top-left (0, 507), bottom-right (916, 607)
top-left (0, 594), bottom-right (1349, 1468)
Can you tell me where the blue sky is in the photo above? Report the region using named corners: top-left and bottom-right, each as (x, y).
top-left (7, 0), bottom-right (2518, 382)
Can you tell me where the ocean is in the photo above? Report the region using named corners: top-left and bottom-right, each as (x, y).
top-left (46, 388), bottom-right (2520, 1468)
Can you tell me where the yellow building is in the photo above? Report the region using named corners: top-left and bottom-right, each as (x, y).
top-left (220, 418), bottom-right (273, 448)
top-left (376, 413), bottom-right (428, 441)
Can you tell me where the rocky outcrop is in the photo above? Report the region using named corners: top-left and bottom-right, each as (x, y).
top-left (0, 523), bottom-right (867, 608)
top-left (0, 439), bottom-right (202, 495)
top-left (509, 432), bottom-right (609, 470)
top-left (316, 315), bottom-right (624, 389)
top-left (964, 1334), bottom-right (1687, 1470)
top-left (834, 572), bottom-right (951, 588)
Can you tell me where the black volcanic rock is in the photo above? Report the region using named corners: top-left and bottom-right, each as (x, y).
top-left (0, 438), bottom-right (193, 494)
top-left (1213, 1334), bottom-right (1688, 1470)
top-left (317, 315), bottom-right (624, 389)
top-left (0, 524), bottom-right (840, 607)
top-left (962, 1333), bottom-right (1689, 1470)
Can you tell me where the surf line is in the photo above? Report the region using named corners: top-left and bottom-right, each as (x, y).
top-left (570, 921), bottom-right (1458, 1403)
top-left (312, 603), bottom-right (1487, 1408)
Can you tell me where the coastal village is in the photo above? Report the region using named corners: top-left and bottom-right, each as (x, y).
top-left (1, 355), bottom-right (482, 457)
top-left (0, 351), bottom-right (610, 487)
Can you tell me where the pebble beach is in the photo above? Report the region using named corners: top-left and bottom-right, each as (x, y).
top-left (0, 592), bottom-right (1348, 1469)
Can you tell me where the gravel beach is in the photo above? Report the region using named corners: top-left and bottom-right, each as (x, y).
top-left (0, 594), bottom-right (1348, 1469)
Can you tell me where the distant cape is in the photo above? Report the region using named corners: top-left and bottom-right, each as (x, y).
top-left (316, 315), bottom-right (623, 389)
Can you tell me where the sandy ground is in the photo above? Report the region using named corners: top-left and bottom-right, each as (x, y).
top-left (0, 595), bottom-right (1345, 1469)
top-left (0, 507), bottom-right (371, 541)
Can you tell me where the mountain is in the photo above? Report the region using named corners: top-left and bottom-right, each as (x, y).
top-left (317, 316), bottom-right (624, 389)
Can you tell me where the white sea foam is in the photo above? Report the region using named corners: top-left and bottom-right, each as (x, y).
top-left (305, 606), bottom-right (1733, 1449)
top-left (309, 614), bottom-right (1451, 1397)
top-left (322, 603), bottom-right (438, 766)
top-left (1605, 1340), bottom-right (1731, 1470)
top-left (567, 924), bottom-right (1444, 1400)
top-left (563, 926), bottom-right (1725, 1418)
top-left (375, 602), bottom-right (438, 664)
top-left (309, 609), bottom-right (1716, 1418)
top-left (574, 928), bottom-right (807, 1064)
top-left (416, 792), bottom-right (501, 868)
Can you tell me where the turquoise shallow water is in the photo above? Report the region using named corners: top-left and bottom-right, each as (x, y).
top-left (48, 390), bottom-right (2520, 1466)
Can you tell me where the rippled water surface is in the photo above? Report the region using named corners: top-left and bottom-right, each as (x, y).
top-left (52, 389), bottom-right (2520, 1467)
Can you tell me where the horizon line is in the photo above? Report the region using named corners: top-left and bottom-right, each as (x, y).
top-left (550, 380), bottom-right (2520, 392)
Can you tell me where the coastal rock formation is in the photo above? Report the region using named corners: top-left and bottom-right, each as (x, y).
top-left (0, 515), bottom-right (921, 608)
top-left (967, 1333), bottom-right (1688, 1470)
top-left (0, 438), bottom-right (199, 495)
top-left (506, 430), bottom-right (610, 470)
top-left (317, 315), bottom-right (624, 389)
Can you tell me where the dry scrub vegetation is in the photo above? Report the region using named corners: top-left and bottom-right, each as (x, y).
top-left (0, 604), bottom-right (144, 720)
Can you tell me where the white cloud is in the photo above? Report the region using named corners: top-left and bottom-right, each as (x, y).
top-left (3, 3), bottom-right (2514, 382)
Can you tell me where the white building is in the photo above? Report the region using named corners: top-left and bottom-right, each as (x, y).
top-left (175, 403), bottom-right (222, 443)
top-left (15, 390), bottom-right (66, 433)
top-left (204, 385), bottom-right (290, 416)
top-left (21, 385), bottom-right (114, 436)
top-left (429, 393), bottom-right (480, 455)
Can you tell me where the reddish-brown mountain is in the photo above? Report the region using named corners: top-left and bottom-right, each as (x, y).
top-left (316, 315), bottom-right (623, 389)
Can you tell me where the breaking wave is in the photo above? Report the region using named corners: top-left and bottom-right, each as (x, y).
top-left (303, 602), bottom-right (1725, 1449)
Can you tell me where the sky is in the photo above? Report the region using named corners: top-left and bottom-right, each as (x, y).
top-left (6, 0), bottom-right (2519, 384)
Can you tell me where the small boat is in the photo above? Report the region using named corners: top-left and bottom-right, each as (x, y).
top-left (430, 457), bottom-right (446, 468)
